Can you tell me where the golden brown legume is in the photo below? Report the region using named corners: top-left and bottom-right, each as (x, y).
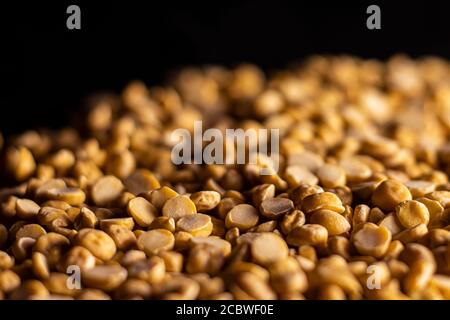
top-left (260, 198), bottom-right (293, 219)
top-left (251, 232), bottom-right (289, 266)
top-left (189, 191), bottom-right (221, 212)
top-left (15, 199), bottom-right (40, 220)
top-left (137, 229), bottom-right (175, 256)
top-left (162, 195), bottom-right (197, 221)
top-left (372, 180), bottom-right (412, 212)
top-left (309, 209), bottom-right (351, 236)
top-left (2, 56), bottom-right (450, 300)
top-left (286, 224), bottom-right (328, 247)
top-left (225, 204), bottom-right (259, 231)
top-left (82, 264), bottom-right (128, 291)
top-left (352, 223), bottom-right (392, 258)
top-left (176, 214), bottom-right (213, 237)
top-left (91, 175), bottom-right (124, 207)
top-left (395, 200), bottom-right (430, 228)
top-left (75, 229), bottom-right (117, 261)
top-left (127, 196), bottom-right (158, 227)
top-left (302, 192), bottom-right (345, 214)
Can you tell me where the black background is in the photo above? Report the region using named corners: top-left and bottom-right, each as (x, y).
top-left (1, 0), bottom-right (450, 135)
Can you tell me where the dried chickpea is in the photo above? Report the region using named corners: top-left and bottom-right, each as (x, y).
top-left (10, 279), bottom-right (48, 300)
top-left (82, 264), bottom-right (128, 291)
top-left (210, 216), bottom-right (226, 237)
top-left (317, 163), bottom-right (346, 188)
top-left (11, 237), bottom-right (35, 261)
top-left (286, 224), bottom-right (328, 247)
top-left (127, 256), bottom-right (165, 284)
top-left (309, 256), bottom-right (361, 297)
top-left (352, 223), bottom-right (392, 258)
top-left (137, 229), bottom-right (175, 255)
top-left (159, 251), bottom-right (183, 272)
top-left (4, 147), bottom-right (36, 182)
top-left (33, 233), bottom-right (70, 266)
top-left (226, 261), bottom-right (270, 282)
top-left (105, 151), bottom-right (136, 179)
top-left (91, 175), bottom-right (124, 206)
top-left (15, 224), bottom-right (46, 240)
top-left (280, 209), bottom-right (305, 235)
top-left (249, 221), bottom-right (277, 233)
top-left (393, 224), bottom-right (428, 244)
top-left (147, 186), bottom-right (178, 210)
top-left (217, 197), bottom-right (244, 219)
top-left (404, 180), bottom-right (436, 198)
top-left (43, 200), bottom-right (71, 211)
top-left (403, 259), bottom-right (436, 295)
top-left (368, 207), bottom-right (385, 224)
top-left (15, 199), bottom-right (40, 219)
top-left (395, 200), bottom-right (430, 228)
top-left (186, 243), bottom-right (225, 274)
top-left (37, 206), bottom-right (71, 230)
top-left (190, 191), bottom-right (221, 212)
top-left (127, 196), bottom-right (158, 227)
top-left (154, 274), bottom-right (200, 300)
top-left (317, 284), bottom-right (346, 300)
top-left (105, 224), bottom-right (137, 250)
top-left (251, 232), bottom-right (288, 266)
top-left (269, 256), bottom-right (307, 293)
top-left (190, 237), bottom-right (232, 257)
top-left (298, 245), bottom-right (317, 263)
top-left (301, 192), bottom-right (345, 214)
top-left (63, 246), bottom-right (96, 271)
top-left (260, 198), bottom-right (294, 219)
top-left (190, 273), bottom-right (225, 299)
top-left (251, 184), bottom-right (275, 206)
top-left (149, 216), bottom-right (176, 233)
top-left (230, 272), bottom-right (276, 300)
top-left (0, 270), bottom-right (21, 293)
top-left (416, 197), bottom-right (444, 225)
top-left (378, 213), bottom-right (403, 236)
top-left (174, 231), bottom-right (193, 250)
top-left (288, 151), bottom-right (323, 172)
top-left (176, 214), bottom-right (213, 237)
top-left (0, 251), bottom-right (15, 269)
top-left (74, 207), bottom-right (98, 230)
top-left (328, 236), bottom-right (351, 259)
top-left (162, 195), bottom-right (197, 221)
top-left (284, 165), bottom-right (318, 187)
top-left (352, 204), bottom-right (370, 227)
top-left (42, 187), bottom-right (86, 206)
top-left (75, 229), bottom-right (117, 261)
top-left (124, 169), bottom-right (160, 195)
top-left (114, 278), bottom-right (152, 299)
top-left (100, 217), bottom-right (135, 231)
top-left (225, 204), bottom-right (259, 231)
top-left (310, 209), bottom-right (351, 236)
top-left (372, 179), bottom-right (412, 211)
top-left (426, 191), bottom-right (450, 209)
top-left (339, 157), bottom-right (372, 183)
top-left (119, 250), bottom-right (146, 268)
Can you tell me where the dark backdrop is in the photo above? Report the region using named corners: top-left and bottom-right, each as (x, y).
top-left (2, 0), bottom-right (450, 135)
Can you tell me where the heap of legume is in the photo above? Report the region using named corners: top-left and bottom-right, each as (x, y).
top-left (1, 55), bottom-right (450, 299)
